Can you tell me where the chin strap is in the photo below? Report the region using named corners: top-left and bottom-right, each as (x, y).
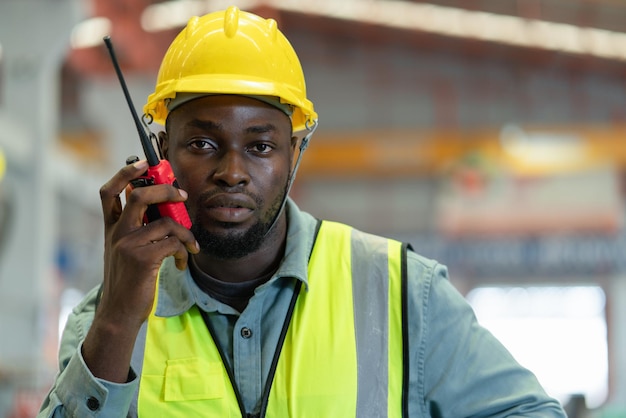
top-left (264, 120), bottom-right (319, 237)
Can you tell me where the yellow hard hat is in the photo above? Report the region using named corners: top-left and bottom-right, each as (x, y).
top-left (144, 6), bottom-right (317, 132)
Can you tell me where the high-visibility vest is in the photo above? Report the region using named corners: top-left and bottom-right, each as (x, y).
top-left (138, 220), bottom-right (409, 417)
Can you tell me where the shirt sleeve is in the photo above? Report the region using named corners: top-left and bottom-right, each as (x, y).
top-left (37, 287), bottom-right (140, 418)
top-left (406, 253), bottom-right (567, 417)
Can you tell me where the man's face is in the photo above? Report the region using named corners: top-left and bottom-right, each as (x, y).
top-left (162, 95), bottom-right (295, 259)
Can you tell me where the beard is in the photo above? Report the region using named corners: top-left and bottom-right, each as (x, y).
top-left (190, 187), bottom-right (286, 260)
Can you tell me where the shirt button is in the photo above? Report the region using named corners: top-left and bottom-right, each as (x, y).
top-left (86, 396), bottom-right (100, 411)
top-left (240, 327), bottom-right (252, 339)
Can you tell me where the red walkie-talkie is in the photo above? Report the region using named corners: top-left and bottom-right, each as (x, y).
top-left (104, 36), bottom-right (192, 229)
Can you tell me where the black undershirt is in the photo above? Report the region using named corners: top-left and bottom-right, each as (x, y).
top-left (189, 255), bottom-right (273, 313)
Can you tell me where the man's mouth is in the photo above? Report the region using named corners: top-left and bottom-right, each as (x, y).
top-left (202, 194), bottom-right (255, 223)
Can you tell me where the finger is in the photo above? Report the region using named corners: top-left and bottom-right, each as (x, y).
top-left (145, 232), bottom-right (194, 271)
top-left (138, 217), bottom-right (199, 255)
top-left (100, 160), bottom-right (149, 226)
top-left (124, 184), bottom-right (133, 201)
top-left (119, 185), bottom-right (189, 232)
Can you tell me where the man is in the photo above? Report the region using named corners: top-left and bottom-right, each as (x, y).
top-left (39, 6), bottom-right (566, 417)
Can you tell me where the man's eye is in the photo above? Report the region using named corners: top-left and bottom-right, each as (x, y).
top-left (250, 143), bottom-right (273, 154)
top-left (189, 139), bottom-right (214, 150)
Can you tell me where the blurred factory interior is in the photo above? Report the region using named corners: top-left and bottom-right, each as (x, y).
top-left (2, 0), bottom-right (626, 416)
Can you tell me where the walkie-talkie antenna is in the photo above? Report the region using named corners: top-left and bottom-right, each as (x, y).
top-left (103, 36), bottom-right (160, 166)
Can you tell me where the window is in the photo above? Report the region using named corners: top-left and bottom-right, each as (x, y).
top-left (466, 285), bottom-right (608, 408)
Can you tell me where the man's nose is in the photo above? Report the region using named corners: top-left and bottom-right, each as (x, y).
top-left (213, 150), bottom-right (250, 187)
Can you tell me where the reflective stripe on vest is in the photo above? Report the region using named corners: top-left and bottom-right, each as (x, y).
top-left (138, 220), bottom-right (406, 417)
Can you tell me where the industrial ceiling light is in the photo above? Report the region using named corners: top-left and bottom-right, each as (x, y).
top-left (70, 17), bottom-right (112, 49)
top-left (273, 0), bottom-right (626, 60)
top-left (139, 0), bottom-right (626, 61)
top-left (500, 124), bottom-right (588, 174)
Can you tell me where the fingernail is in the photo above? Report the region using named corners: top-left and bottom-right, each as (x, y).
top-left (133, 160), bottom-right (148, 170)
top-left (195, 241), bottom-right (200, 252)
top-left (178, 189), bottom-right (188, 199)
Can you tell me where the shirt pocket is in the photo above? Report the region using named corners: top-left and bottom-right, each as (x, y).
top-left (164, 357), bottom-right (225, 402)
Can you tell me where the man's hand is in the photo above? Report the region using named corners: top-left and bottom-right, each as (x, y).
top-left (82, 159), bottom-right (199, 383)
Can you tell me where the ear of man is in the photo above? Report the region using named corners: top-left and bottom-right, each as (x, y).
top-left (158, 131), bottom-right (169, 159)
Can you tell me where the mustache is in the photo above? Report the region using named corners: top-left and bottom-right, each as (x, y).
top-left (196, 188), bottom-right (263, 209)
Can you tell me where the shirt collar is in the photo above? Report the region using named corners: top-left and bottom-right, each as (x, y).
top-left (154, 198), bottom-right (317, 317)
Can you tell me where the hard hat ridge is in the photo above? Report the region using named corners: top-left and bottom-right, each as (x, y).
top-left (223, 5), bottom-right (239, 38)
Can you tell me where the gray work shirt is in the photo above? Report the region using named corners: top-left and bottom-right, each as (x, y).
top-left (38, 199), bottom-right (566, 417)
